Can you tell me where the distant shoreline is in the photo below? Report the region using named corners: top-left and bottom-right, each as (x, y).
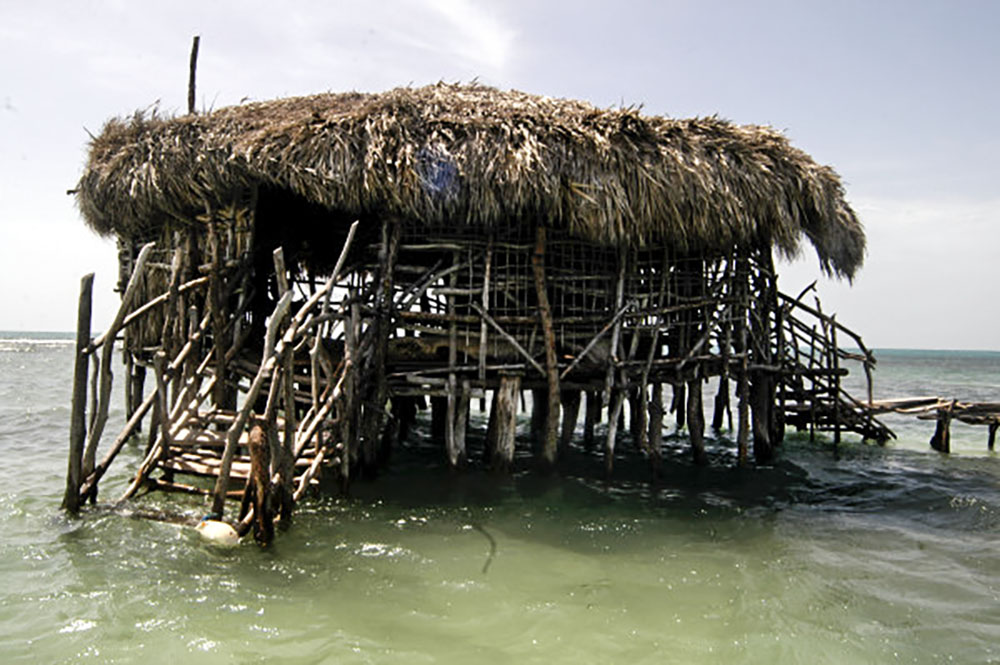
top-left (0, 331), bottom-right (997, 355)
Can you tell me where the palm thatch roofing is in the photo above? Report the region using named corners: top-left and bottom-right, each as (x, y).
top-left (77, 82), bottom-right (864, 278)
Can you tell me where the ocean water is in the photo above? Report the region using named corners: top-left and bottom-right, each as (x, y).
top-left (0, 334), bottom-right (998, 664)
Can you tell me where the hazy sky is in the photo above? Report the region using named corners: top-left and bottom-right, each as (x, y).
top-left (1, 0), bottom-right (997, 349)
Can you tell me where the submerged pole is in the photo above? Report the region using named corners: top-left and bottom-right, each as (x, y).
top-left (63, 273), bottom-right (94, 514)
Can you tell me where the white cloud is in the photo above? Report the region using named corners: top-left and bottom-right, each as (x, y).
top-left (419, 0), bottom-right (515, 72)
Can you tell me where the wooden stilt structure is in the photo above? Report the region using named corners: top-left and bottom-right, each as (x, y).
top-left (63, 82), bottom-right (902, 533)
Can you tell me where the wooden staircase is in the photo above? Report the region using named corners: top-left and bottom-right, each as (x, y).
top-left (776, 290), bottom-right (894, 443)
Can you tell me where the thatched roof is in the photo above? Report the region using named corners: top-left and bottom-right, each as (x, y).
top-left (77, 82), bottom-right (864, 278)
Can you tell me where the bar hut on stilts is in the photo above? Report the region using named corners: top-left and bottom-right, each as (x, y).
top-left (63, 83), bottom-right (892, 540)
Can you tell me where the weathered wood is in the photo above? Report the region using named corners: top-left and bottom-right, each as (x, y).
top-left (604, 388), bottom-right (626, 475)
top-left (712, 376), bottom-right (730, 431)
top-left (559, 390), bottom-right (582, 453)
top-left (831, 316), bottom-right (841, 446)
top-left (273, 247), bottom-right (296, 520)
top-left (82, 243), bottom-right (154, 487)
top-left (470, 303), bottom-right (546, 377)
top-left (583, 390), bottom-right (600, 451)
top-left (687, 378), bottom-right (707, 465)
top-left (239, 423), bottom-right (275, 546)
top-left (209, 291), bottom-right (292, 516)
top-left (445, 247), bottom-right (460, 468)
top-left (62, 273), bottom-right (94, 514)
top-left (736, 257), bottom-right (750, 467)
top-left (153, 352), bottom-right (172, 464)
top-left (648, 383), bottom-right (663, 472)
top-left (453, 379), bottom-right (470, 466)
top-left (490, 373), bottom-right (520, 472)
top-left (628, 388), bottom-right (643, 441)
top-left (559, 303), bottom-right (632, 380)
top-left (529, 388), bottom-right (548, 451)
top-left (187, 35), bottom-right (200, 115)
top-left (478, 238), bottom-right (492, 381)
top-left (671, 383), bottom-right (686, 429)
top-left (930, 401), bottom-right (955, 454)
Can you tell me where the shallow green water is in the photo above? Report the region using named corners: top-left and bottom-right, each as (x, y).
top-left (1, 338), bottom-right (998, 663)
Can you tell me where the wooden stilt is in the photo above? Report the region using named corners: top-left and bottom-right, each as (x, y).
top-left (737, 364), bottom-right (750, 467)
top-left (688, 378), bottom-right (707, 465)
top-left (453, 379), bottom-right (470, 465)
top-left (62, 273), bottom-right (94, 514)
top-left (531, 226), bottom-right (560, 470)
top-left (750, 372), bottom-right (774, 463)
top-left (930, 401), bottom-right (955, 453)
top-left (239, 423), bottom-right (274, 546)
top-left (559, 390), bottom-right (582, 453)
top-left (648, 383), bottom-right (663, 473)
top-left (484, 389), bottom-right (498, 466)
top-left (628, 388), bottom-right (642, 441)
top-left (128, 362), bottom-right (146, 431)
top-left (583, 391), bottom-right (600, 451)
top-left (363, 220), bottom-right (399, 472)
top-left (605, 388), bottom-right (626, 475)
top-left (672, 383), bottom-right (686, 429)
top-left (989, 422), bottom-right (998, 451)
top-left (530, 388), bottom-right (548, 452)
top-left (712, 376), bottom-right (730, 431)
top-left (431, 396), bottom-right (447, 440)
top-left (490, 373), bottom-right (520, 472)
top-left (736, 256), bottom-right (750, 467)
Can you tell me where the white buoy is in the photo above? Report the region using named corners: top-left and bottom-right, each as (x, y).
top-left (194, 514), bottom-right (240, 546)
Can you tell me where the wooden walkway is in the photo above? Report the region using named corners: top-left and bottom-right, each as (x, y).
top-left (866, 397), bottom-right (1000, 452)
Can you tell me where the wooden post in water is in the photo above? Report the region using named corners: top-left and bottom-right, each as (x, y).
top-left (687, 377), bottom-right (707, 465)
top-left (648, 383), bottom-right (663, 473)
top-left (735, 256), bottom-right (750, 467)
top-left (62, 273), bottom-right (94, 514)
top-left (559, 389), bottom-right (581, 454)
top-left (988, 422), bottom-right (998, 451)
top-left (712, 376), bottom-right (730, 431)
top-left (930, 401), bottom-right (955, 454)
top-left (671, 383), bottom-right (687, 429)
top-left (488, 373), bottom-right (520, 472)
top-left (583, 391), bottom-right (600, 451)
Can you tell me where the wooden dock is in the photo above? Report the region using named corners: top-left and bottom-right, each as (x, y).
top-left (866, 397), bottom-right (1000, 452)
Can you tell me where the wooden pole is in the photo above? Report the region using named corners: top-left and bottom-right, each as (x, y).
top-left (605, 388), bottom-right (626, 476)
top-left (187, 36), bottom-right (200, 115)
top-left (531, 226), bottom-right (560, 470)
top-left (988, 422), bottom-right (997, 451)
top-left (478, 237), bottom-right (492, 382)
top-left (930, 400), bottom-right (955, 454)
top-left (559, 390), bottom-right (582, 454)
top-left (583, 391), bottom-right (600, 451)
top-left (490, 373), bottom-right (520, 472)
top-left (648, 383), bottom-right (663, 473)
top-left (62, 273), bottom-right (94, 514)
top-left (736, 257), bottom-right (750, 467)
top-left (82, 243), bottom-right (154, 491)
top-left (454, 379), bottom-right (470, 464)
top-left (712, 376), bottom-right (730, 431)
top-left (831, 316), bottom-right (841, 447)
top-left (687, 377), bottom-right (707, 465)
top-left (272, 247), bottom-right (296, 520)
top-left (445, 247), bottom-right (461, 468)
